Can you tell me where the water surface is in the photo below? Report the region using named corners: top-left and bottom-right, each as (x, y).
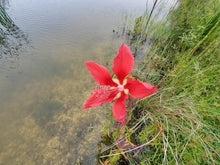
top-left (0, 0), bottom-right (147, 164)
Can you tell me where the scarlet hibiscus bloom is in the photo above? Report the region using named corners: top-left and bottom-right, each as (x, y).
top-left (82, 43), bottom-right (157, 124)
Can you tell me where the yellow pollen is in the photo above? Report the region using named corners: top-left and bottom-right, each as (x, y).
top-left (114, 92), bottom-right (121, 100)
top-left (124, 89), bottom-right (129, 95)
top-left (112, 78), bottom-right (119, 84)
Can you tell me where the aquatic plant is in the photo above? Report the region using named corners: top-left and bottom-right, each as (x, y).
top-left (82, 43), bottom-right (157, 124)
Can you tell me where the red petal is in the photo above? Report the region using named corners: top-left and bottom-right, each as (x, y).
top-left (125, 78), bottom-right (157, 98)
top-left (113, 43), bottom-right (134, 84)
top-left (85, 61), bottom-right (117, 86)
top-left (112, 92), bottom-right (127, 124)
top-left (82, 88), bottom-right (119, 109)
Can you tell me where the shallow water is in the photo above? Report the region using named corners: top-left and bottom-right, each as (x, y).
top-left (0, 0), bottom-right (148, 164)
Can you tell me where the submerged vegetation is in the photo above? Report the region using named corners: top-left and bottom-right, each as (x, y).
top-left (98, 0), bottom-right (219, 164)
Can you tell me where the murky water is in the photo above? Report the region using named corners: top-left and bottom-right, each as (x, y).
top-left (0, 0), bottom-right (148, 164)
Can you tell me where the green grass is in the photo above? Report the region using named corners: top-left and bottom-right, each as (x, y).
top-left (98, 0), bottom-right (220, 164)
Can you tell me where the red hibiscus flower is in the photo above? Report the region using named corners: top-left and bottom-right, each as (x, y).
top-left (82, 43), bottom-right (157, 124)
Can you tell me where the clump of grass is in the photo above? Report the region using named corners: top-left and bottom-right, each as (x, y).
top-left (98, 0), bottom-right (219, 164)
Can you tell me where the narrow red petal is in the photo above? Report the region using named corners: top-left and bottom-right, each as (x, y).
top-left (125, 78), bottom-right (157, 98)
top-left (85, 61), bottom-right (117, 86)
top-left (112, 92), bottom-right (127, 124)
top-left (82, 88), bottom-right (119, 109)
top-left (113, 43), bottom-right (134, 84)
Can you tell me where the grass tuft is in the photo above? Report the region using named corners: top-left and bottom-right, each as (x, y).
top-left (98, 0), bottom-right (219, 164)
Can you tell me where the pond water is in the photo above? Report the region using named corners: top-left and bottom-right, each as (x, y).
top-left (0, 0), bottom-right (148, 164)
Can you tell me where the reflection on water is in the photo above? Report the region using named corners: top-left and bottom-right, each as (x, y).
top-left (0, 0), bottom-right (147, 164)
top-left (0, 0), bottom-right (9, 9)
top-left (0, 4), bottom-right (29, 61)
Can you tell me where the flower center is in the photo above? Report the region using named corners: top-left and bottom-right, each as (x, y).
top-left (118, 84), bottom-right (124, 91)
top-left (112, 78), bottom-right (129, 96)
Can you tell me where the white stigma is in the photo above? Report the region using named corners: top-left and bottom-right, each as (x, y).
top-left (118, 84), bottom-right (124, 91)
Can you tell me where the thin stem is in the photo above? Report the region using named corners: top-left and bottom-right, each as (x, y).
top-left (100, 122), bottom-right (162, 158)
